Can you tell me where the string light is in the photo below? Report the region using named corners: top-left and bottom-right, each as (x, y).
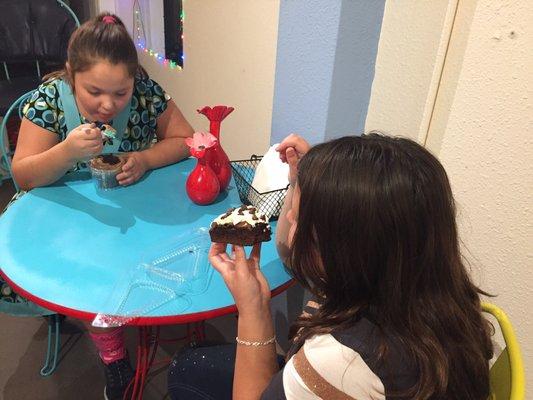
top-left (133, 0), bottom-right (184, 72)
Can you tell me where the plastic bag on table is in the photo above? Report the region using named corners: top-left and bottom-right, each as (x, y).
top-left (92, 228), bottom-right (214, 328)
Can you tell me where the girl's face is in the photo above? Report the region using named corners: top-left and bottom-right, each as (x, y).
top-left (287, 183), bottom-right (300, 247)
top-left (71, 61), bottom-right (134, 123)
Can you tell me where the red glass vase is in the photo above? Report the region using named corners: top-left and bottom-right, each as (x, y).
top-left (185, 132), bottom-right (220, 205)
top-left (197, 106), bottom-right (234, 191)
top-left (186, 155), bottom-right (220, 205)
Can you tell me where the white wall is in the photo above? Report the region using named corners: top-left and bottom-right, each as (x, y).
top-left (365, 0), bottom-right (456, 142)
top-left (137, 1), bottom-right (280, 159)
top-left (98, 0), bottom-right (171, 68)
top-left (426, 0), bottom-right (532, 388)
top-left (367, 0), bottom-right (532, 389)
top-left (99, 1), bottom-right (279, 158)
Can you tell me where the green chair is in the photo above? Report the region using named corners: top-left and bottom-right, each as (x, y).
top-left (0, 90), bottom-right (63, 376)
top-left (482, 302), bottom-right (525, 400)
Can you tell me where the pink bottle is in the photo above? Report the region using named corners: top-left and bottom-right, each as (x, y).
top-left (185, 132), bottom-right (220, 205)
top-left (197, 105), bottom-right (234, 191)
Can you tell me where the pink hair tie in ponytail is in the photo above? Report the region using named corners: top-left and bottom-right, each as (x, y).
top-left (102, 15), bottom-right (116, 24)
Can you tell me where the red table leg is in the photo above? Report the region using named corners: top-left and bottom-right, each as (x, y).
top-left (123, 326), bottom-right (160, 400)
top-left (123, 321), bottom-right (207, 400)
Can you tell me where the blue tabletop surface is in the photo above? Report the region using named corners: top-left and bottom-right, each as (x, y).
top-left (0, 159), bottom-right (292, 324)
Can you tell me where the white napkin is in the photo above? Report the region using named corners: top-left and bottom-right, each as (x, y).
top-left (249, 144), bottom-right (289, 217)
top-left (251, 144), bottom-right (289, 193)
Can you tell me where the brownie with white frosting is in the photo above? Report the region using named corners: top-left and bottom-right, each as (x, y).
top-left (209, 205), bottom-right (271, 246)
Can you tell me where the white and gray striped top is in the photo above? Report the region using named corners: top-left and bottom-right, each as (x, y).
top-left (261, 303), bottom-right (418, 400)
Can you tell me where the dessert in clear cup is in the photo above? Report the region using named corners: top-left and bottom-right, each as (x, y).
top-left (89, 153), bottom-right (125, 190)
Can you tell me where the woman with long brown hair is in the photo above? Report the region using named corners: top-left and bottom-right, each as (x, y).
top-left (168, 133), bottom-right (493, 399)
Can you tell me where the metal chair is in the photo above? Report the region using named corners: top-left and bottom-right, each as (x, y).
top-left (0, 0), bottom-right (80, 376)
top-left (482, 302), bottom-right (525, 400)
top-left (0, 90), bottom-right (33, 191)
top-left (0, 90), bottom-right (64, 376)
top-left (0, 0), bottom-right (80, 186)
top-left (0, 0), bottom-right (80, 115)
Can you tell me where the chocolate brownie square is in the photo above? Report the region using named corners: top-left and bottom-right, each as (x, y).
top-left (209, 205), bottom-right (271, 246)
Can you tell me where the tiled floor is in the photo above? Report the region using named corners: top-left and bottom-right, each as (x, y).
top-left (0, 307), bottom-right (238, 400)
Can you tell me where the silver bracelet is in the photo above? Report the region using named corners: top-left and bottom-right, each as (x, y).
top-left (236, 335), bottom-right (276, 346)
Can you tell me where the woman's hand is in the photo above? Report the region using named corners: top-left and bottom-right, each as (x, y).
top-left (209, 243), bottom-right (271, 317)
top-left (275, 134), bottom-right (311, 187)
top-left (63, 123), bottom-right (103, 162)
top-left (116, 152), bottom-right (148, 186)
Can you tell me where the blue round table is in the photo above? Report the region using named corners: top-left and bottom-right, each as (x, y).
top-left (0, 159), bottom-right (293, 325)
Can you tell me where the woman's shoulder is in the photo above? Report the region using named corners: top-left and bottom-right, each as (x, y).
top-left (273, 318), bottom-right (418, 400)
top-left (274, 332), bottom-right (387, 400)
top-left (330, 318), bottom-right (419, 397)
top-left (331, 316), bottom-right (413, 365)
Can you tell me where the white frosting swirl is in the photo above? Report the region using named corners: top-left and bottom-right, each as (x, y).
top-left (213, 205), bottom-right (269, 227)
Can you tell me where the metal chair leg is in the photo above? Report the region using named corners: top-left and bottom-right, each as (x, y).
top-left (40, 314), bottom-right (62, 376)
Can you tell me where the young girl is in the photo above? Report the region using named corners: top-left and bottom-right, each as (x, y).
top-left (5, 12), bottom-right (193, 400)
top-left (167, 133), bottom-right (493, 399)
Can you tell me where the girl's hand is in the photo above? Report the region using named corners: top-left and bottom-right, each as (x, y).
top-left (209, 243), bottom-right (271, 317)
top-left (275, 134), bottom-right (311, 187)
top-left (116, 152), bottom-right (148, 186)
top-left (63, 123), bottom-right (103, 162)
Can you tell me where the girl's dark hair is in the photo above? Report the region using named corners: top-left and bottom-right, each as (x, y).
top-left (43, 12), bottom-right (145, 83)
top-left (288, 133), bottom-right (493, 399)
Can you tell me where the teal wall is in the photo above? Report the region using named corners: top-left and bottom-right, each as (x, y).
top-left (271, 0), bottom-right (385, 145)
top-left (268, 0), bottom-right (386, 349)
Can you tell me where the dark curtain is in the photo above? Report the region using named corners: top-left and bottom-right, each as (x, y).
top-left (163, 0), bottom-right (183, 67)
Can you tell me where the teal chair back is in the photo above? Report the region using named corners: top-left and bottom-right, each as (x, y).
top-left (0, 90), bottom-right (35, 192)
top-left (0, 0), bottom-right (81, 378)
top-left (1, 91), bottom-right (64, 376)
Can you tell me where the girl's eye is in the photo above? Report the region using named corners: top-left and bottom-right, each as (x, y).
top-left (116, 92), bottom-right (127, 97)
top-left (89, 91), bottom-right (100, 96)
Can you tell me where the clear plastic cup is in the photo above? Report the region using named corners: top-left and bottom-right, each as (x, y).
top-left (89, 154), bottom-right (125, 190)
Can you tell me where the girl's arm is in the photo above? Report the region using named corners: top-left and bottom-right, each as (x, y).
top-left (12, 119), bottom-right (102, 190)
top-left (140, 100), bottom-right (193, 168)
